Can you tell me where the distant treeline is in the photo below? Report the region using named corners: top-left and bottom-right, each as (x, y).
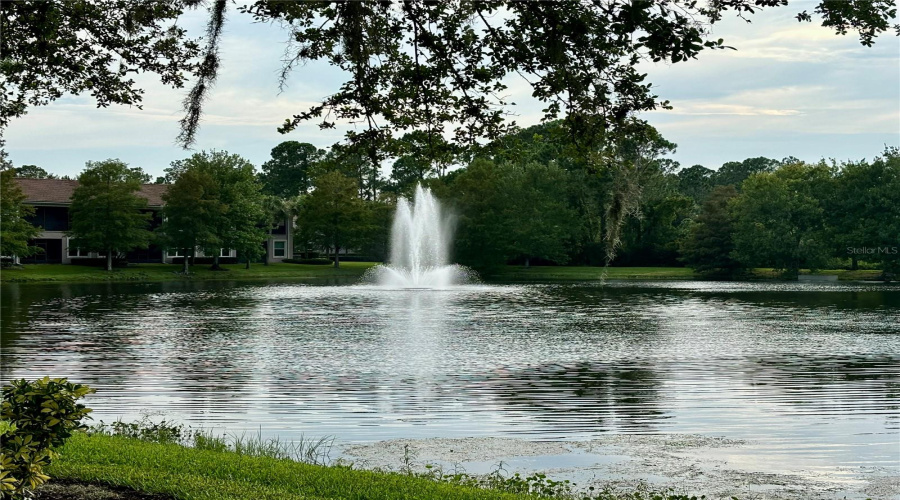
top-left (3, 120), bottom-right (898, 278)
top-left (425, 123), bottom-right (899, 278)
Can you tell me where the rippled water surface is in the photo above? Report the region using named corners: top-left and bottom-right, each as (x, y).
top-left (2, 279), bottom-right (898, 477)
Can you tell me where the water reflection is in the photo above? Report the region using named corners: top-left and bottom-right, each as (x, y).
top-left (1, 280), bottom-right (898, 472)
top-left (745, 355), bottom-right (900, 414)
top-left (480, 362), bottom-right (667, 434)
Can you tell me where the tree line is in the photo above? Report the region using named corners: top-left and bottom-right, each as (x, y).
top-left (2, 124), bottom-right (898, 278)
top-left (294, 121), bottom-right (898, 278)
top-left (428, 123), bottom-right (899, 278)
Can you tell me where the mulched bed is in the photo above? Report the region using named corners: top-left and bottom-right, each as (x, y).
top-left (35, 479), bottom-right (174, 500)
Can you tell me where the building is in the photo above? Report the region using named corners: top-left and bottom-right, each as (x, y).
top-left (15, 178), bottom-right (292, 264)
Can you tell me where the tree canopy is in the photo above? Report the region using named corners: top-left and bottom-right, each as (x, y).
top-left (0, 1), bottom-right (201, 129)
top-left (159, 151), bottom-right (267, 271)
top-left (298, 170), bottom-right (368, 268)
top-left (679, 185), bottom-right (743, 276)
top-left (2, 0), bottom-right (896, 156)
top-left (13, 165), bottom-right (55, 179)
top-left (828, 148), bottom-right (900, 273)
top-left (0, 169), bottom-right (41, 260)
top-left (730, 161), bottom-right (834, 277)
top-left (260, 141), bottom-right (324, 198)
top-left (157, 166), bottom-right (223, 274)
top-left (711, 157), bottom-right (781, 189)
top-left (67, 160), bottom-right (152, 271)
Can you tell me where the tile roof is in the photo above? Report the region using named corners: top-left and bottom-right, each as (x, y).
top-left (15, 178), bottom-right (168, 207)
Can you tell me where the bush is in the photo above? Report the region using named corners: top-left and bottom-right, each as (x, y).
top-left (1, 378), bottom-right (94, 498)
top-left (91, 418), bottom-right (184, 445)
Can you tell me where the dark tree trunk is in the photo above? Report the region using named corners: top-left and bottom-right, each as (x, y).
top-left (851, 256), bottom-right (858, 270)
top-left (211, 254), bottom-right (222, 271)
top-left (106, 250), bottom-right (113, 271)
top-left (789, 257), bottom-right (800, 280)
top-left (334, 244), bottom-right (340, 268)
top-left (245, 255), bottom-right (250, 269)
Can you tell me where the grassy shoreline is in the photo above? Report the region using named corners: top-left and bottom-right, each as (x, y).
top-left (494, 266), bottom-right (696, 281)
top-left (47, 433), bottom-right (528, 500)
top-left (46, 433), bottom-right (706, 500)
top-left (0, 262), bottom-right (377, 284)
top-left (0, 262), bottom-right (885, 285)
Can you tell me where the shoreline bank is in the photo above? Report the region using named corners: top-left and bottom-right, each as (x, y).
top-left (1, 263), bottom-right (884, 285)
top-left (47, 432), bottom-right (716, 500)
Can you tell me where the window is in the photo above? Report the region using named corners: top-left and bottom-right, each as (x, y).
top-left (33, 207), bottom-right (70, 231)
top-left (167, 249), bottom-right (183, 257)
top-left (273, 240), bottom-right (286, 258)
top-left (219, 248), bottom-right (231, 257)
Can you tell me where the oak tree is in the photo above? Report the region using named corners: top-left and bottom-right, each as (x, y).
top-left (160, 151), bottom-right (267, 271)
top-left (157, 167), bottom-right (222, 274)
top-left (68, 160), bottom-right (152, 271)
top-left (730, 162), bottom-right (834, 278)
top-left (297, 171), bottom-right (367, 268)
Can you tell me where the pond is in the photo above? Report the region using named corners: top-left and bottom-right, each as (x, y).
top-left (1, 279), bottom-right (898, 498)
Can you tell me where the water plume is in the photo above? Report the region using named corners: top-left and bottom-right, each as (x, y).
top-left (368, 185), bottom-right (473, 288)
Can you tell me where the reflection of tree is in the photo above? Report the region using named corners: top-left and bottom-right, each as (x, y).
top-left (1, 284), bottom-right (30, 364)
top-left (474, 362), bottom-right (667, 433)
top-left (696, 289), bottom-right (900, 313)
top-left (261, 290), bottom-right (461, 423)
top-left (149, 283), bottom-right (260, 405)
top-left (0, 282), bottom-right (142, 385)
top-left (1, 281), bottom-right (264, 419)
top-left (745, 355), bottom-right (900, 415)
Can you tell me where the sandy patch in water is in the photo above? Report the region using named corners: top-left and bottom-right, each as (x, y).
top-left (340, 434), bottom-right (899, 500)
top-left (344, 437), bottom-right (569, 465)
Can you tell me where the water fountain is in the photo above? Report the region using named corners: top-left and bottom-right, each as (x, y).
top-left (370, 185), bottom-right (472, 288)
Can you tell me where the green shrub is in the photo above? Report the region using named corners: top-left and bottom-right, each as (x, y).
top-left (91, 418), bottom-right (185, 444)
top-left (1, 377), bottom-right (94, 498)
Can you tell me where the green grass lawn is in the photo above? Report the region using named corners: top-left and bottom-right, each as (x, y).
top-left (47, 433), bottom-right (536, 500)
top-left (494, 266), bottom-right (884, 282)
top-left (0, 262), bottom-right (377, 284)
top-left (492, 266), bottom-right (697, 281)
top-left (1, 263), bottom-right (885, 285)
top-left (751, 268), bottom-right (884, 280)
top-left (47, 433), bottom-right (709, 500)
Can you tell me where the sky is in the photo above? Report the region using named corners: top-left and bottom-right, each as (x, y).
top-left (4, 5), bottom-right (899, 180)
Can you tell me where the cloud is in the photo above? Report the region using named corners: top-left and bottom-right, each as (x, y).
top-left (662, 103), bottom-right (803, 117)
top-left (637, 8), bottom-right (899, 168)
